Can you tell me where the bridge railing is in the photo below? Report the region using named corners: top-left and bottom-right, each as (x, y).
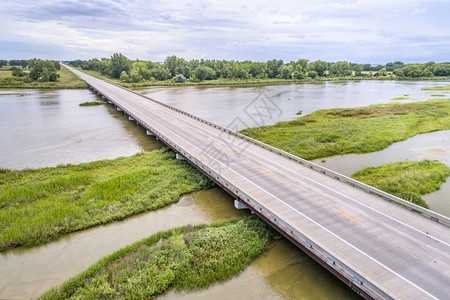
top-left (89, 84), bottom-right (391, 299)
top-left (101, 81), bottom-right (450, 228)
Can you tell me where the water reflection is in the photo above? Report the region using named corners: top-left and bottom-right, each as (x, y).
top-left (37, 90), bottom-right (60, 106)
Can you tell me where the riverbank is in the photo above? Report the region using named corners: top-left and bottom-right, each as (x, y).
top-left (240, 98), bottom-right (450, 160)
top-left (0, 66), bottom-right (86, 89)
top-left (38, 217), bottom-right (271, 299)
top-left (74, 67), bottom-right (450, 88)
top-left (0, 149), bottom-right (213, 251)
top-left (351, 160), bottom-right (450, 208)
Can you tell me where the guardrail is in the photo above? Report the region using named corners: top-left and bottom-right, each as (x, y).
top-left (87, 83), bottom-right (391, 299)
top-left (99, 81), bottom-right (450, 228)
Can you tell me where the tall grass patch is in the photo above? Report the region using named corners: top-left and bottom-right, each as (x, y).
top-left (241, 99), bottom-right (450, 160)
top-left (351, 160), bottom-right (449, 208)
top-left (0, 149), bottom-right (214, 251)
top-left (38, 217), bottom-right (271, 299)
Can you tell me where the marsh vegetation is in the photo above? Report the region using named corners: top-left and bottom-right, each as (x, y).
top-left (241, 98), bottom-right (450, 160)
top-left (351, 160), bottom-right (450, 208)
top-left (38, 217), bottom-right (271, 299)
top-left (0, 149), bottom-right (213, 251)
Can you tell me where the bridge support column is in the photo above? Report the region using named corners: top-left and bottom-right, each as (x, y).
top-left (116, 106), bottom-right (123, 112)
top-left (234, 200), bottom-right (248, 210)
top-left (146, 130), bottom-right (155, 136)
top-left (128, 116), bottom-right (135, 121)
top-left (107, 100), bottom-right (113, 104)
top-left (176, 153), bottom-right (186, 160)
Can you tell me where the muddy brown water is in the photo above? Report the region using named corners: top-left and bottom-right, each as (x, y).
top-left (1, 81), bottom-right (448, 299)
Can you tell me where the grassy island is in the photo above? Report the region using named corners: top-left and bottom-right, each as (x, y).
top-left (79, 101), bottom-right (104, 106)
top-left (422, 84), bottom-right (450, 91)
top-left (352, 160), bottom-right (450, 208)
top-left (39, 217), bottom-right (271, 299)
top-left (0, 149), bottom-right (214, 251)
top-left (241, 98), bottom-right (450, 160)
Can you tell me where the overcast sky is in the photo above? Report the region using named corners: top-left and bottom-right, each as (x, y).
top-left (0, 0), bottom-right (449, 63)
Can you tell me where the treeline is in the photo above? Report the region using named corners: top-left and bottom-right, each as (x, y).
top-left (68, 54), bottom-right (450, 83)
top-left (1, 59), bottom-right (61, 82)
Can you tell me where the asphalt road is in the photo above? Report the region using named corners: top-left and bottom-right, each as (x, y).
top-left (66, 65), bottom-right (450, 299)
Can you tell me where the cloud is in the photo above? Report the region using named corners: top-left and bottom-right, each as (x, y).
top-left (0, 0), bottom-right (449, 62)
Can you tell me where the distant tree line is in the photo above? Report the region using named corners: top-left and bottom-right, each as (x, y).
top-left (1, 59), bottom-right (61, 82)
top-left (68, 54), bottom-right (450, 83)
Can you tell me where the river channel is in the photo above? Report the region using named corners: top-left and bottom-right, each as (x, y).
top-left (0, 80), bottom-right (448, 299)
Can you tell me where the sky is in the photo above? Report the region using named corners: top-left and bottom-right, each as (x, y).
top-left (0, 0), bottom-right (449, 63)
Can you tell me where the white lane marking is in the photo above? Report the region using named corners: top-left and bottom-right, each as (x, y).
top-left (79, 70), bottom-right (449, 248)
top-left (115, 100), bottom-right (439, 299)
top-left (152, 106), bottom-right (450, 248)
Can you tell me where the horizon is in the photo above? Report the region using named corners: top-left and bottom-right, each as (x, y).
top-left (1, 0), bottom-right (449, 63)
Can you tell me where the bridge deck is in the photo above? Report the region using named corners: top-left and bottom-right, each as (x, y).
top-left (66, 65), bottom-right (450, 299)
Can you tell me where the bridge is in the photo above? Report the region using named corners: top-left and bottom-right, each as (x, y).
top-left (64, 65), bottom-right (450, 300)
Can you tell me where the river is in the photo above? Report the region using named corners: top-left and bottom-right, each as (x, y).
top-left (0, 80), bottom-right (449, 299)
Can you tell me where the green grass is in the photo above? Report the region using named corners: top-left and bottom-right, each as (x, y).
top-left (0, 149), bottom-right (214, 251)
top-left (0, 67), bottom-right (86, 89)
top-left (351, 160), bottom-right (450, 208)
top-left (0, 68), bottom-right (12, 78)
top-left (38, 217), bottom-right (271, 299)
top-left (79, 101), bottom-right (104, 106)
top-left (431, 94), bottom-right (446, 97)
top-left (422, 84), bottom-right (450, 91)
top-left (390, 96), bottom-right (413, 101)
top-left (241, 98), bottom-right (450, 160)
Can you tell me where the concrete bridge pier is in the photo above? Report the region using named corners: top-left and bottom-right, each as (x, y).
top-left (234, 200), bottom-right (248, 210)
top-left (116, 106), bottom-right (123, 112)
top-left (128, 115), bottom-right (135, 121)
top-left (176, 153), bottom-right (186, 160)
top-left (146, 130), bottom-right (154, 136)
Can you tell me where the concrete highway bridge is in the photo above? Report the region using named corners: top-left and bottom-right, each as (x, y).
top-left (64, 65), bottom-right (450, 300)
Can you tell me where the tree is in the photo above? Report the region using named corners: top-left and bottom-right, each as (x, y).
top-left (164, 55), bottom-right (182, 77)
top-left (433, 63), bottom-right (450, 76)
top-left (293, 70), bottom-right (306, 79)
top-left (120, 71), bottom-right (129, 82)
top-left (193, 66), bottom-right (216, 80)
top-left (0, 60), bottom-right (7, 67)
top-left (11, 67), bottom-right (25, 77)
top-left (353, 64), bottom-right (364, 76)
top-left (308, 60), bottom-right (328, 76)
top-left (393, 69), bottom-right (405, 78)
top-left (376, 67), bottom-right (387, 77)
top-left (279, 65), bottom-right (293, 79)
top-left (172, 74), bottom-right (186, 83)
top-left (110, 53), bottom-right (131, 78)
top-left (150, 66), bottom-right (171, 80)
top-left (363, 64), bottom-right (372, 71)
top-left (248, 62), bottom-right (267, 79)
top-left (296, 59), bottom-right (309, 70)
top-left (41, 67), bottom-right (50, 82)
top-left (131, 61), bottom-right (151, 80)
top-left (329, 61), bottom-right (350, 76)
top-left (266, 59), bottom-right (283, 78)
top-left (308, 70), bottom-right (318, 78)
top-left (28, 59), bottom-right (59, 82)
top-left (98, 59), bottom-right (112, 76)
top-left (129, 69), bottom-right (143, 82)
